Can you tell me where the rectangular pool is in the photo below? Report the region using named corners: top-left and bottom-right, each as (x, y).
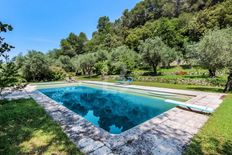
top-left (40, 85), bottom-right (177, 134)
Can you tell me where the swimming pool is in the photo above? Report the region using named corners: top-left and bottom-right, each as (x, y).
top-left (40, 85), bottom-right (177, 134)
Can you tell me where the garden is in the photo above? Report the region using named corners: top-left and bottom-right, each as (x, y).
top-left (1, 0), bottom-right (232, 154)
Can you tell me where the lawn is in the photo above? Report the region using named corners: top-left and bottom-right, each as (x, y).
top-left (184, 95), bottom-right (232, 155)
top-left (76, 76), bottom-right (224, 93)
top-left (0, 99), bottom-right (82, 155)
top-left (131, 81), bottom-right (224, 93)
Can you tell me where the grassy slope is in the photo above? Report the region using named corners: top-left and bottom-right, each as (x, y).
top-left (77, 76), bottom-right (224, 93)
top-left (184, 95), bottom-right (232, 155)
top-left (0, 99), bottom-right (82, 155)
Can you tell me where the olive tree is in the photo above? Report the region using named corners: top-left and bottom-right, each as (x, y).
top-left (77, 53), bottom-right (96, 77)
top-left (223, 29), bottom-right (232, 92)
top-left (110, 46), bottom-right (139, 76)
top-left (56, 55), bottom-right (75, 72)
top-left (22, 51), bottom-right (52, 81)
top-left (197, 29), bottom-right (230, 77)
top-left (138, 37), bottom-right (173, 75)
top-left (94, 49), bottom-right (110, 77)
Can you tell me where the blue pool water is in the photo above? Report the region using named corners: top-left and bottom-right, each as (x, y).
top-left (40, 86), bottom-right (176, 134)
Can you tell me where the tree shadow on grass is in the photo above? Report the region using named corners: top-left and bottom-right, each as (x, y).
top-left (186, 86), bottom-right (224, 93)
top-left (222, 140), bottom-right (232, 155)
top-left (0, 99), bottom-right (81, 155)
top-left (184, 137), bottom-right (232, 155)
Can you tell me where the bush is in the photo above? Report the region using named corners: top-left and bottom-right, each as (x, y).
top-left (50, 66), bottom-right (67, 81)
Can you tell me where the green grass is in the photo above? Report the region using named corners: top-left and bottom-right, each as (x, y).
top-left (131, 81), bottom-right (224, 93)
top-left (72, 76), bottom-right (225, 93)
top-left (184, 95), bottom-right (232, 155)
top-left (0, 99), bottom-right (82, 155)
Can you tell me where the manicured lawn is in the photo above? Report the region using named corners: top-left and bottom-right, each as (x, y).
top-left (0, 99), bottom-right (82, 155)
top-left (76, 76), bottom-right (225, 93)
top-left (184, 95), bottom-right (232, 155)
top-left (131, 81), bottom-right (224, 93)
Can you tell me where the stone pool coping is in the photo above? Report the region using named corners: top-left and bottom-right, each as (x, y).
top-left (25, 82), bottom-right (224, 155)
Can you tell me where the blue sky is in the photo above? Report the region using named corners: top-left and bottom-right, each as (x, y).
top-left (1, 0), bottom-right (140, 57)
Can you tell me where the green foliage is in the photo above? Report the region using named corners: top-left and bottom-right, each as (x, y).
top-left (0, 22), bottom-right (21, 93)
top-left (186, 0), bottom-right (232, 41)
top-left (47, 48), bottom-right (62, 60)
top-left (110, 46), bottom-right (139, 75)
top-left (60, 32), bottom-right (88, 57)
top-left (95, 61), bottom-right (109, 77)
top-left (97, 16), bottom-right (111, 33)
top-left (0, 21), bottom-right (14, 58)
top-left (21, 51), bottom-right (52, 82)
top-left (139, 37), bottom-right (175, 75)
top-left (153, 18), bottom-right (187, 50)
top-left (76, 53), bottom-right (96, 77)
top-left (0, 62), bottom-right (19, 95)
top-left (197, 28), bottom-right (232, 77)
top-left (49, 66), bottom-right (67, 81)
top-left (56, 55), bottom-right (75, 72)
top-left (121, 0), bottom-right (219, 28)
top-left (94, 49), bottom-right (109, 62)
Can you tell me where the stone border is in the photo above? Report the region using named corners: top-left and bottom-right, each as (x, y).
top-left (25, 82), bottom-right (224, 155)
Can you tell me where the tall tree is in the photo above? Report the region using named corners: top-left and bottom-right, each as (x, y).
top-left (0, 22), bottom-right (20, 97)
top-left (60, 32), bottom-right (88, 57)
top-left (197, 28), bottom-right (231, 77)
top-left (97, 16), bottom-right (111, 32)
top-left (0, 61), bottom-right (19, 96)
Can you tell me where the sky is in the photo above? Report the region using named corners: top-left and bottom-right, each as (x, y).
top-left (1, 0), bottom-right (141, 57)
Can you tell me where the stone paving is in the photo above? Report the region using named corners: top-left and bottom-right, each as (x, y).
top-left (21, 83), bottom-right (224, 154)
top-left (1, 89), bottom-right (30, 100)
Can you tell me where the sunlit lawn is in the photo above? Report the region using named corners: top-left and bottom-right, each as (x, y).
top-left (0, 99), bottom-right (82, 155)
top-left (184, 95), bottom-right (232, 155)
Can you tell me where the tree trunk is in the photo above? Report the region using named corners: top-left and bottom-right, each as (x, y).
top-left (209, 69), bottom-right (216, 77)
top-left (224, 71), bottom-right (232, 92)
top-left (0, 88), bottom-right (3, 98)
top-left (152, 63), bottom-right (157, 76)
top-left (175, 0), bottom-right (180, 16)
